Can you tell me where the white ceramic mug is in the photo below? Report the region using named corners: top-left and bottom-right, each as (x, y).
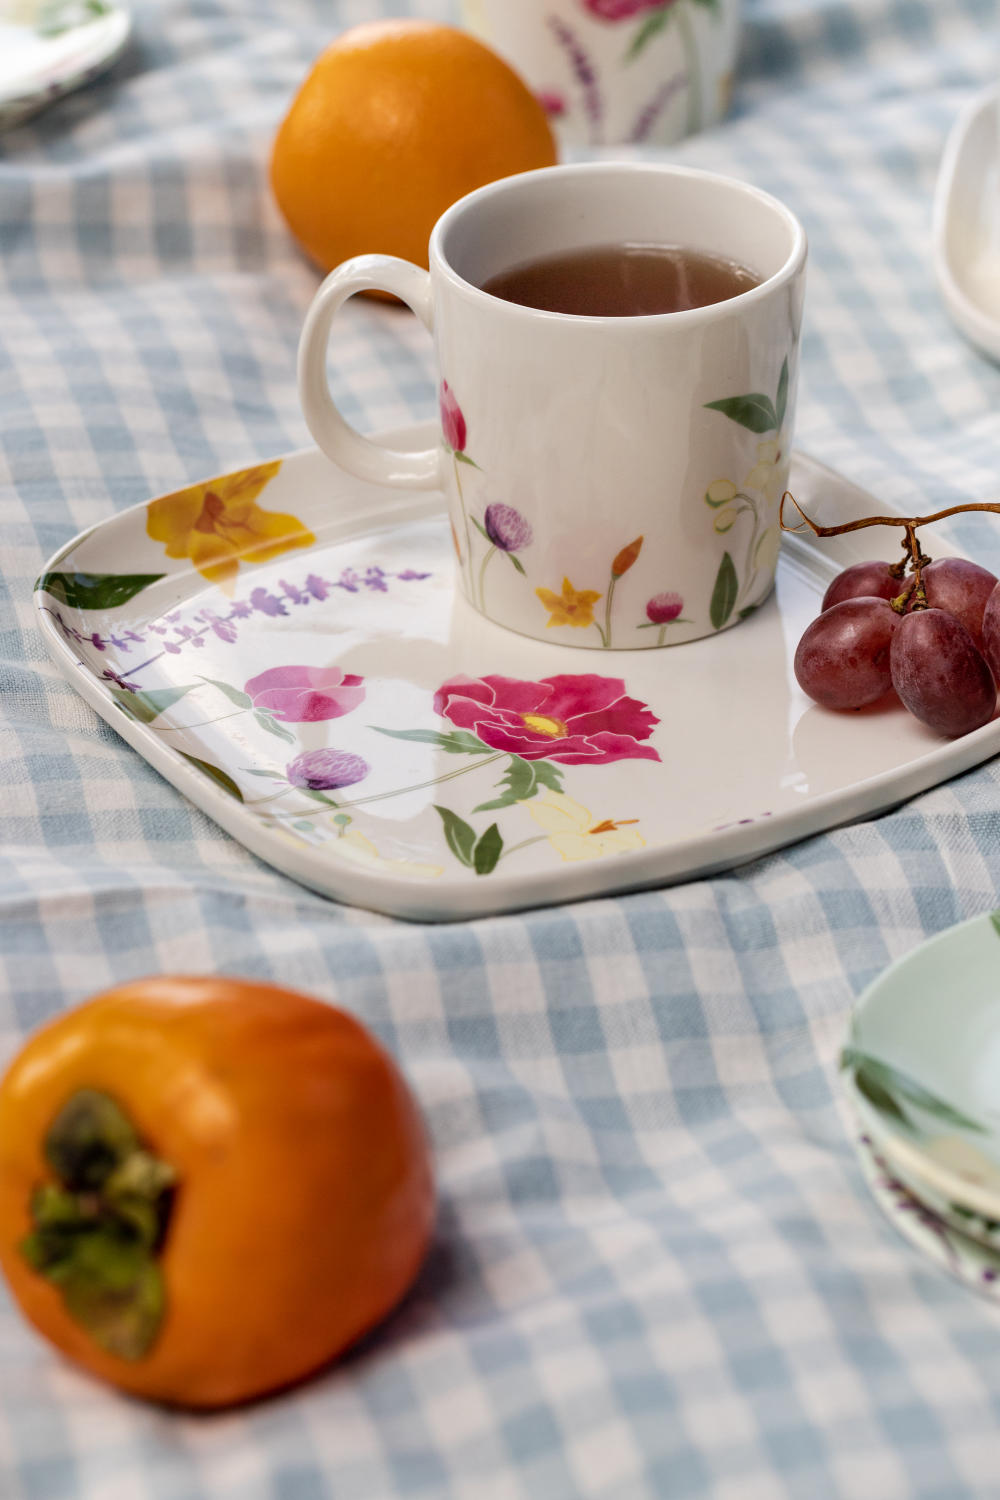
top-left (298, 162), bottom-right (807, 651)
top-left (460, 0), bottom-right (742, 147)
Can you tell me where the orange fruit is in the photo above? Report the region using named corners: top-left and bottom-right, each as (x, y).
top-left (0, 976), bottom-right (434, 1408)
top-left (270, 19), bottom-right (558, 274)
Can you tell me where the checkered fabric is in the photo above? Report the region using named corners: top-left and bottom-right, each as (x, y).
top-left (5, 0), bottom-right (1000, 1494)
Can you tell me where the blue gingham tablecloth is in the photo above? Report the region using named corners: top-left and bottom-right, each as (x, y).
top-left (5, 1), bottom-right (1000, 1495)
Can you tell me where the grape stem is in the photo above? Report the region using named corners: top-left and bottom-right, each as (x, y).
top-left (779, 491), bottom-right (991, 615)
top-left (779, 492), bottom-right (1000, 535)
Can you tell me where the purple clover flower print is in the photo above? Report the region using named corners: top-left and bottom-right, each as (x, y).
top-left (646, 592), bottom-right (684, 624)
top-left (286, 749), bottom-right (370, 791)
top-left (245, 665), bottom-right (366, 724)
top-left (484, 504), bottom-right (533, 554)
top-left (476, 504), bottom-right (533, 615)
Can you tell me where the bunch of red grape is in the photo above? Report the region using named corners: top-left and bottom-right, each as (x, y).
top-left (794, 555), bottom-right (1000, 737)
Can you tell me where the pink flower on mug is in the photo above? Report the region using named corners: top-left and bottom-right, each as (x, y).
top-left (537, 89), bottom-right (567, 118)
top-left (646, 592), bottom-right (684, 623)
top-left (440, 381), bottom-right (467, 453)
top-left (433, 673), bottom-right (660, 765)
top-left (484, 503), bottom-right (533, 553)
top-left (286, 748), bottom-right (369, 790)
top-left (582, 0), bottom-right (674, 20)
top-left (244, 665), bottom-right (365, 723)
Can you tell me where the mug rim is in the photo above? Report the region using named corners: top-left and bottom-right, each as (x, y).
top-left (429, 161), bottom-right (807, 327)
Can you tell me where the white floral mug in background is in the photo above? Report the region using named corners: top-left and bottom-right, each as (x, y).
top-left (298, 162), bottom-right (806, 651)
top-left (460, 0), bottom-right (742, 147)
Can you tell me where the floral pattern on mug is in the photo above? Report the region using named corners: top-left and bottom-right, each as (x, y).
top-left (637, 589), bottom-right (691, 645)
top-left (536, 577), bottom-right (602, 631)
top-left (440, 380), bottom-right (481, 576)
top-left (536, 535), bottom-right (644, 647)
top-left (582, 0), bottom-right (674, 23)
top-left (145, 462), bottom-right (314, 591)
top-left (440, 380), bottom-right (467, 454)
top-left (534, 0), bottom-right (722, 144)
top-left (702, 356), bottom-right (791, 630)
top-left (472, 503), bottom-right (533, 612)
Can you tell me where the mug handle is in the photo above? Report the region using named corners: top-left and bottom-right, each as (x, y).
top-left (297, 254), bottom-right (442, 490)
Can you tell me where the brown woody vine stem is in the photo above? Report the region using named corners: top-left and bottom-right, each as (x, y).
top-left (778, 491), bottom-right (1000, 614)
top-left (779, 492), bottom-right (1000, 536)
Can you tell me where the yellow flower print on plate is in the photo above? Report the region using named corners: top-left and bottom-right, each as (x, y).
top-left (146, 461), bottom-right (315, 589)
top-left (524, 795), bottom-right (644, 863)
top-left (535, 577), bottom-right (602, 630)
top-left (332, 827), bottom-right (443, 880)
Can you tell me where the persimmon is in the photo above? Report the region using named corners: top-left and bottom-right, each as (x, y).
top-left (0, 977), bottom-right (434, 1408)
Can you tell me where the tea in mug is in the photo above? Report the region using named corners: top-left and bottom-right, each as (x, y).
top-left (481, 242), bottom-right (761, 317)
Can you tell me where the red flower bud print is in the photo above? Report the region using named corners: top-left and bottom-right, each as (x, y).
top-left (582, 0), bottom-right (674, 19)
top-left (439, 381), bottom-right (467, 454)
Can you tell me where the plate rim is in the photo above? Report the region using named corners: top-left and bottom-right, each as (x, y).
top-left (852, 1121), bottom-right (1000, 1302)
top-left (932, 80), bottom-right (1000, 364)
top-left (842, 909), bottom-right (1000, 1222)
top-left (0, 3), bottom-right (131, 117)
top-left (34, 427), bottom-right (1000, 922)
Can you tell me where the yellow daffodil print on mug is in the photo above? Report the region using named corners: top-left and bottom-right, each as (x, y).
top-left (146, 461), bottom-right (315, 590)
top-left (536, 576), bottom-right (602, 630)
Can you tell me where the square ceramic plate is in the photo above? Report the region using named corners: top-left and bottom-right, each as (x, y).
top-left (34, 425), bottom-right (1000, 921)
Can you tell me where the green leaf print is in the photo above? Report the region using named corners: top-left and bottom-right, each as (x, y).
top-left (434, 806), bottom-right (477, 868)
top-left (109, 684), bottom-right (198, 725)
top-left (841, 1047), bottom-right (987, 1134)
top-left (373, 727), bottom-right (493, 756)
top-left (710, 552), bottom-right (739, 630)
top-left (775, 357), bottom-right (789, 431)
top-left (472, 824), bottom-right (504, 876)
top-left (703, 394), bottom-right (779, 434)
top-left (626, 7), bottom-right (673, 59)
top-left (178, 753), bottom-right (244, 802)
top-left (37, 572), bottom-right (166, 609)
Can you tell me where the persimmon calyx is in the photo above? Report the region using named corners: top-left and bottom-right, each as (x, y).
top-left (20, 1089), bottom-right (175, 1361)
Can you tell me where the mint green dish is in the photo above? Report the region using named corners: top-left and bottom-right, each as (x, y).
top-left (841, 910), bottom-right (1000, 1224)
top-left (853, 1129), bottom-right (1000, 1300)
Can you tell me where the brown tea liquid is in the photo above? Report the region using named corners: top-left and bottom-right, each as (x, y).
top-left (481, 242), bottom-right (761, 317)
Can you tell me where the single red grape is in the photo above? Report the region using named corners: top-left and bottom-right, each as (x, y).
top-left (889, 608), bottom-right (996, 737)
top-left (794, 597), bottom-right (900, 710)
top-left (921, 557), bottom-right (999, 651)
top-left (982, 581), bottom-right (1000, 682)
top-left (821, 561), bottom-right (901, 612)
